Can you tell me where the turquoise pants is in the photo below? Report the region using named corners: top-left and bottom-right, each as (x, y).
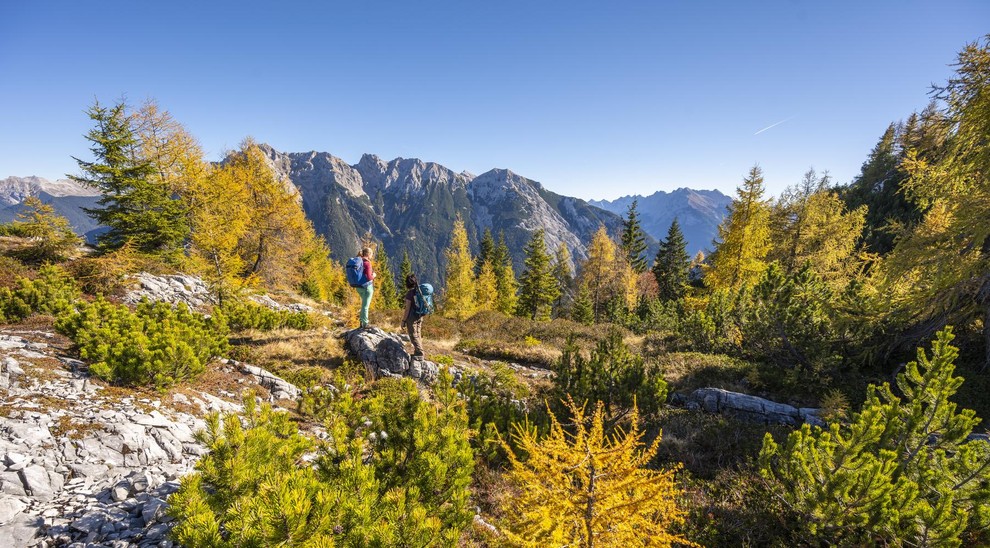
top-left (356, 284), bottom-right (374, 327)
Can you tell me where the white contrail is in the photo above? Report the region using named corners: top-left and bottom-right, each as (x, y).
top-left (753, 116), bottom-right (794, 135)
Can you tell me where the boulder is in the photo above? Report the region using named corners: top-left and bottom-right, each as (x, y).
top-left (680, 388), bottom-right (822, 427)
top-left (343, 327), bottom-right (445, 383)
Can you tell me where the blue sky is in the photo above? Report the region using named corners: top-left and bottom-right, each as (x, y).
top-left (1, 1), bottom-right (987, 199)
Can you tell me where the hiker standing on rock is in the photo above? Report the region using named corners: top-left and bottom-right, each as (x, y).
top-left (348, 247), bottom-right (376, 328)
top-left (401, 273), bottom-right (426, 358)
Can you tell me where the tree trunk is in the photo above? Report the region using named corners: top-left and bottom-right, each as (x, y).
top-left (979, 276), bottom-right (990, 372)
top-left (983, 299), bottom-right (990, 373)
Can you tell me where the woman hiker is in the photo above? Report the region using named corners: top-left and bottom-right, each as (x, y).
top-left (356, 247), bottom-right (376, 328)
top-left (401, 273), bottom-right (425, 358)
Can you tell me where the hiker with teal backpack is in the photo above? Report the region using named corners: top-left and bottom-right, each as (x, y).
top-left (346, 247), bottom-right (376, 328)
top-left (401, 273), bottom-right (434, 359)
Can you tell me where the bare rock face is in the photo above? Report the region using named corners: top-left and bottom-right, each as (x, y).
top-left (122, 273), bottom-right (213, 310)
top-left (0, 329), bottom-right (304, 547)
top-left (343, 327), bottom-right (445, 384)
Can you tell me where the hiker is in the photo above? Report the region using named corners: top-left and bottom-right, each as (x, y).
top-left (401, 273), bottom-right (425, 358)
top-left (355, 247), bottom-right (376, 328)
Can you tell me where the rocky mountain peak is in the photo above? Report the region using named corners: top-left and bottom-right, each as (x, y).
top-left (0, 176), bottom-right (99, 206)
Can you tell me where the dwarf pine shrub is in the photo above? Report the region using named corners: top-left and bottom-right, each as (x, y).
top-left (0, 264), bottom-right (80, 323)
top-left (171, 372), bottom-right (475, 547)
top-left (760, 327), bottom-right (990, 546)
top-left (56, 297), bottom-right (228, 388)
top-left (553, 328), bottom-right (668, 423)
top-left (221, 299), bottom-right (313, 331)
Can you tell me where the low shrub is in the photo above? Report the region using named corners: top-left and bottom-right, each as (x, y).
top-left (172, 373), bottom-right (475, 546)
top-left (56, 297), bottom-right (228, 388)
top-left (0, 264), bottom-right (79, 323)
top-left (221, 299), bottom-right (313, 331)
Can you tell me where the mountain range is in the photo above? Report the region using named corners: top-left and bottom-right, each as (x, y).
top-left (1, 149), bottom-right (730, 283)
top-left (589, 189), bottom-right (731, 256)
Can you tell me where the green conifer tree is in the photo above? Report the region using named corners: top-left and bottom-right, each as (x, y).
top-left (400, 251), bottom-right (413, 286)
top-left (621, 199), bottom-right (649, 273)
top-left (517, 229), bottom-right (560, 321)
top-left (760, 327), bottom-right (990, 546)
top-left (374, 245), bottom-right (401, 310)
top-left (571, 282), bottom-right (595, 325)
top-left (652, 218), bottom-right (690, 302)
top-left (476, 228), bottom-right (496, 276)
top-left (70, 100), bottom-right (189, 257)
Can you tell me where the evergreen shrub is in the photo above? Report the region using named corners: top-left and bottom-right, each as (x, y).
top-left (0, 264), bottom-right (80, 323)
top-left (56, 297), bottom-right (228, 388)
top-left (172, 373), bottom-right (475, 546)
top-left (221, 299), bottom-right (313, 331)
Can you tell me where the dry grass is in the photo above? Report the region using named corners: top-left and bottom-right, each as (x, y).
top-left (50, 415), bottom-right (105, 440)
top-left (657, 352), bottom-right (757, 394)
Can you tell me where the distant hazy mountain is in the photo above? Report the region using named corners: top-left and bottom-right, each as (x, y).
top-left (589, 189), bottom-right (732, 255)
top-left (0, 176), bottom-right (103, 242)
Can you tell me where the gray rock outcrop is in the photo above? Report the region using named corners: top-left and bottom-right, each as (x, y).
top-left (0, 329), bottom-right (303, 546)
top-left (123, 273), bottom-right (213, 310)
top-left (676, 388), bottom-right (825, 427)
top-left (343, 327), bottom-right (449, 384)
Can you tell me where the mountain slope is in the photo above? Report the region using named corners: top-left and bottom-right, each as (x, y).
top-left (0, 177), bottom-right (103, 242)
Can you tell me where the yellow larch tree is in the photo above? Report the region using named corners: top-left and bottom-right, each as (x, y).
top-left (475, 259), bottom-right (498, 313)
top-left (578, 226), bottom-right (623, 323)
top-left (131, 99), bottom-right (208, 199)
top-left (498, 398), bottom-right (696, 548)
top-left (706, 165), bottom-right (772, 291)
top-left (186, 157), bottom-right (252, 304)
top-left (442, 217), bottom-right (477, 320)
top-left (770, 170), bottom-right (868, 291)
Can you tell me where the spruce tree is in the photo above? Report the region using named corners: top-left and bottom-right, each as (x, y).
top-left (652, 218), bottom-right (691, 302)
top-left (476, 227), bottom-right (496, 276)
top-left (71, 100), bottom-right (189, 257)
top-left (517, 229), bottom-right (559, 321)
top-left (620, 199), bottom-right (649, 273)
top-left (571, 282), bottom-right (595, 325)
top-left (400, 251), bottom-right (413, 286)
top-left (552, 244), bottom-right (574, 318)
top-left (374, 245), bottom-right (400, 310)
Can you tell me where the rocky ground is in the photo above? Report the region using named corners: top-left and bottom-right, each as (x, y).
top-left (0, 320), bottom-right (303, 547)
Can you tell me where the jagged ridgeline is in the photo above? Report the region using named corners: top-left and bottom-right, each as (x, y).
top-left (1, 153), bottom-right (736, 286)
top-left (256, 144), bottom-right (634, 284)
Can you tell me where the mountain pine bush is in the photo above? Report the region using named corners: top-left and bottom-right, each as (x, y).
top-left (56, 297), bottom-right (228, 388)
top-left (221, 299), bottom-right (313, 331)
top-left (759, 327), bottom-right (990, 546)
top-left (0, 264), bottom-right (80, 323)
top-left (172, 372), bottom-right (475, 547)
top-left (553, 329), bottom-right (668, 423)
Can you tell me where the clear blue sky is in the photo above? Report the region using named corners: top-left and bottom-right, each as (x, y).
top-left (1, 1), bottom-right (987, 199)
